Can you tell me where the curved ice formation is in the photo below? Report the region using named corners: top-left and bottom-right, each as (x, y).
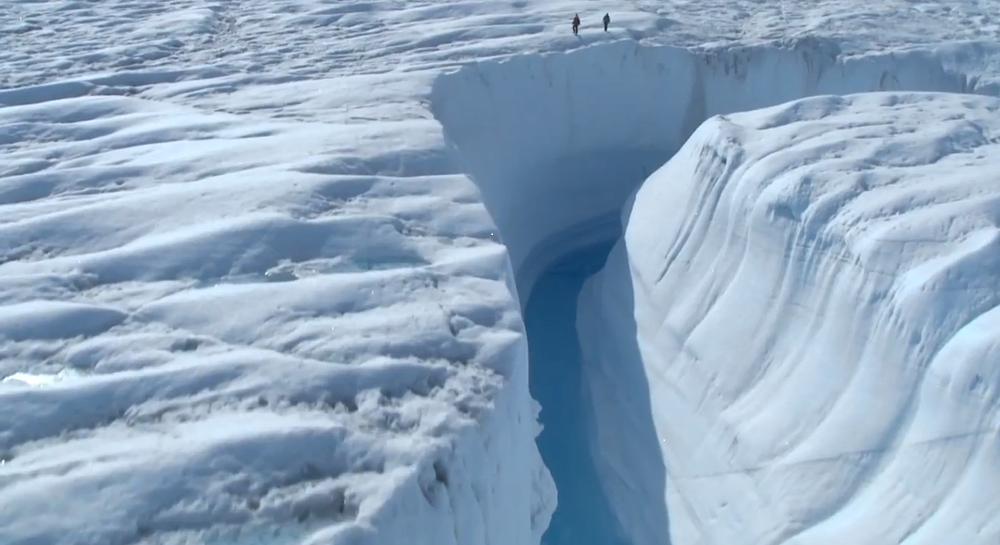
top-left (579, 92), bottom-right (1000, 544)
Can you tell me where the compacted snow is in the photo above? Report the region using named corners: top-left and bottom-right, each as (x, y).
top-left (2, 0), bottom-right (1000, 544)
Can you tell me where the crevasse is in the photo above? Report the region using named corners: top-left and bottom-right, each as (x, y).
top-left (431, 38), bottom-right (1000, 545)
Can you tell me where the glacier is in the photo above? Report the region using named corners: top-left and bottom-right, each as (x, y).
top-left (2, 1), bottom-right (1000, 544)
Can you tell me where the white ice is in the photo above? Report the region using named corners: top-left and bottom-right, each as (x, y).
top-left (2, 0), bottom-right (1000, 544)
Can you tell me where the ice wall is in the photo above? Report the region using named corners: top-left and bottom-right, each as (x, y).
top-left (580, 92), bottom-right (1000, 544)
top-left (430, 38), bottom-right (983, 303)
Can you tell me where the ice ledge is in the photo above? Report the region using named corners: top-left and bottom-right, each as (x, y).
top-left (580, 91), bottom-right (1000, 545)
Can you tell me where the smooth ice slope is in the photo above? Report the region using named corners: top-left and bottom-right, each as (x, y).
top-left (430, 39), bottom-right (999, 302)
top-left (579, 92), bottom-right (1000, 545)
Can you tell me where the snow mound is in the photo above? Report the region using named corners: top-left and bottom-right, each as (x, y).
top-left (0, 93), bottom-right (555, 545)
top-left (579, 91), bottom-right (1000, 544)
top-left (430, 38), bottom-right (993, 303)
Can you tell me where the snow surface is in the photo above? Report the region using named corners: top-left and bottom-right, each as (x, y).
top-left (3, 0), bottom-right (1000, 544)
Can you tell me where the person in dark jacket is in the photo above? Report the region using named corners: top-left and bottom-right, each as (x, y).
top-left (572, 13), bottom-right (580, 34)
top-left (603, 13), bottom-right (610, 31)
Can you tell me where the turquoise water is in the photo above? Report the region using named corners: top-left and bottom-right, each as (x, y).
top-left (525, 241), bottom-right (632, 545)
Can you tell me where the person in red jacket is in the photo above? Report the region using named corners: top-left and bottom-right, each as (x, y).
top-left (572, 14), bottom-right (580, 35)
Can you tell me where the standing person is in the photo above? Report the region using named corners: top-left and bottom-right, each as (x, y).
top-left (572, 13), bottom-right (580, 35)
top-left (603, 12), bottom-right (610, 31)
